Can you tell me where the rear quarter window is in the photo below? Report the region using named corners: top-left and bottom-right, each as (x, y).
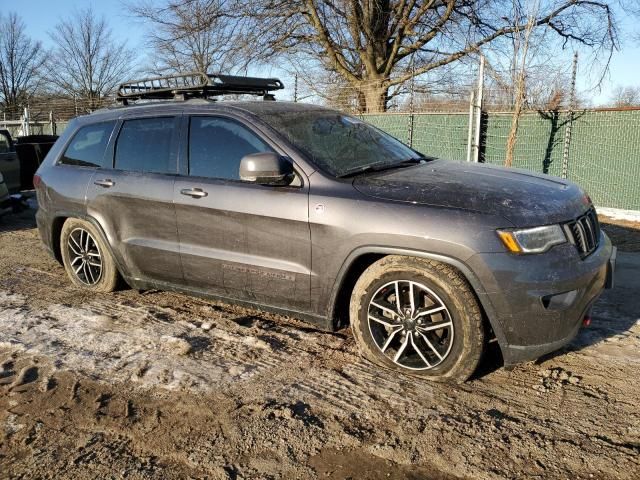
top-left (59, 122), bottom-right (115, 167)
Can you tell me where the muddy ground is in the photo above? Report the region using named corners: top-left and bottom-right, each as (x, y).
top-left (0, 204), bottom-right (638, 479)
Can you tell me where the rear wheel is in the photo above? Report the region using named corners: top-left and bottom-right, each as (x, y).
top-left (60, 218), bottom-right (119, 292)
top-left (349, 256), bottom-right (485, 382)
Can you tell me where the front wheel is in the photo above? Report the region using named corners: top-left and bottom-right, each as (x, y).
top-left (349, 256), bottom-right (485, 383)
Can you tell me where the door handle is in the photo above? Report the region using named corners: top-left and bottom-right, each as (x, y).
top-left (94, 179), bottom-right (115, 188)
top-left (180, 188), bottom-right (208, 198)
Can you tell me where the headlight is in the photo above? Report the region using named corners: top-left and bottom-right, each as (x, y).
top-left (497, 224), bottom-right (566, 254)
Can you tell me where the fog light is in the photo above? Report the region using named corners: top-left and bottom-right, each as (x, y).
top-left (541, 290), bottom-right (578, 310)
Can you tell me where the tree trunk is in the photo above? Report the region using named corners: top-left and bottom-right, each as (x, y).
top-left (504, 100), bottom-right (522, 167)
top-left (362, 83), bottom-right (389, 113)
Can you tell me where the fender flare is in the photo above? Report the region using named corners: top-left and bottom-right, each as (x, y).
top-left (52, 212), bottom-right (131, 279)
top-left (327, 246), bottom-right (508, 349)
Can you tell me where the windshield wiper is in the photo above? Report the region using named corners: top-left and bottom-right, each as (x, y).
top-left (338, 157), bottom-right (427, 178)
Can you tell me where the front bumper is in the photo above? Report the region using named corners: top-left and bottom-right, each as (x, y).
top-left (468, 232), bottom-right (615, 365)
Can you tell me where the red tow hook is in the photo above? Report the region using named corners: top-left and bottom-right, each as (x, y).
top-left (582, 315), bottom-right (592, 327)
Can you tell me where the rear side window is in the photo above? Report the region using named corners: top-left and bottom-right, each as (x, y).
top-left (188, 116), bottom-right (272, 180)
top-left (60, 122), bottom-right (115, 167)
top-left (115, 117), bottom-right (177, 174)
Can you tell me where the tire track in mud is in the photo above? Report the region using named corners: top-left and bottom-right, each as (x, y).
top-left (1, 268), bottom-right (449, 416)
top-left (0, 353), bottom-right (206, 479)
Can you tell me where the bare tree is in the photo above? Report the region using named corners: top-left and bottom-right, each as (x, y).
top-left (610, 85), bottom-right (640, 107)
top-left (47, 8), bottom-right (137, 108)
top-left (483, 2), bottom-right (570, 112)
top-left (0, 13), bottom-right (44, 114)
top-left (128, 0), bottom-right (247, 75)
top-left (503, 1), bottom-right (539, 167)
top-left (240, 0), bottom-right (617, 113)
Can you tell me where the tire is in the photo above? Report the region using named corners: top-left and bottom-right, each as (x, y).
top-left (349, 256), bottom-right (485, 383)
top-left (60, 218), bottom-right (119, 293)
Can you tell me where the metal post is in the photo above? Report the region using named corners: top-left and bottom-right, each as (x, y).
top-left (23, 107), bottom-right (31, 136)
top-left (472, 55), bottom-right (485, 163)
top-left (408, 62), bottom-right (416, 147)
top-left (49, 111), bottom-right (56, 135)
top-left (466, 90), bottom-right (475, 162)
top-left (561, 52), bottom-right (578, 179)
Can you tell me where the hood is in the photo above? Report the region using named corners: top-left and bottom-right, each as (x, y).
top-left (352, 160), bottom-right (590, 227)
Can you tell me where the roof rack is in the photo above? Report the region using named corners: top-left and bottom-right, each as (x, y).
top-left (116, 72), bottom-right (284, 103)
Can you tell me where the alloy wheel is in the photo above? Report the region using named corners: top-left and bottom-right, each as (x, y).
top-left (67, 228), bottom-right (103, 286)
top-left (367, 280), bottom-right (454, 370)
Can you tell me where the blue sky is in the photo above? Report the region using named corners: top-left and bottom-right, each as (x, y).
top-left (6, 0), bottom-right (640, 106)
top-left (5, 0), bottom-right (145, 52)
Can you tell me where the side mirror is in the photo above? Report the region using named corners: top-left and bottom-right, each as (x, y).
top-left (239, 152), bottom-right (295, 186)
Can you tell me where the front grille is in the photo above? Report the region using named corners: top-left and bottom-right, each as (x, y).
top-left (565, 208), bottom-right (600, 257)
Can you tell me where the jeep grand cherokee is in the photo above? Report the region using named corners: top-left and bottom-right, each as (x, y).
top-left (34, 74), bottom-right (615, 382)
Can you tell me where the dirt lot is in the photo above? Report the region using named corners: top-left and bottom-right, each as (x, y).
top-left (0, 205), bottom-right (639, 479)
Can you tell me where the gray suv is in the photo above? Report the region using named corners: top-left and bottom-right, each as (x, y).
top-left (34, 76), bottom-right (615, 382)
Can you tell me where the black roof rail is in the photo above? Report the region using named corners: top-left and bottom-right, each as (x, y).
top-left (116, 72), bottom-right (284, 103)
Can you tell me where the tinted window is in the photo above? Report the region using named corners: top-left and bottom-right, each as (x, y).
top-left (189, 116), bottom-right (272, 180)
top-left (115, 117), bottom-right (177, 174)
top-left (60, 122), bottom-right (115, 167)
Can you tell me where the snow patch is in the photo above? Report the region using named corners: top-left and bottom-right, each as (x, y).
top-left (0, 291), bottom-right (287, 392)
top-left (597, 207), bottom-right (640, 223)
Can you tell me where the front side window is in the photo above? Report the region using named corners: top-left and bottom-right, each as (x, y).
top-left (60, 122), bottom-right (115, 167)
top-left (115, 117), bottom-right (177, 174)
top-left (188, 116), bottom-right (273, 180)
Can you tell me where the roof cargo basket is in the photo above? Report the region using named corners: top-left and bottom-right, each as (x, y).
top-left (116, 72), bottom-right (284, 103)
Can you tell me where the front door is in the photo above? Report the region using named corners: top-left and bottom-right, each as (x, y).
top-left (173, 115), bottom-right (311, 311)
top-left (85, 116), bottom-right (183, 284)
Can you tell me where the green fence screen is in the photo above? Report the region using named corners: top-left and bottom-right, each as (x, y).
top-left (363, 110), bottom-right (640, 211)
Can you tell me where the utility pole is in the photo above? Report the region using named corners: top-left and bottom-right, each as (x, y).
top-left (561, 52), bottom-right (578, 179)
top-left (293, 74), bottom-right (298, 103)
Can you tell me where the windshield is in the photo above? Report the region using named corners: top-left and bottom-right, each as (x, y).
top-left (255, 109), bottom-right (422, 177)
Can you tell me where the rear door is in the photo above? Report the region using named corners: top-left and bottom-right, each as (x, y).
top-left (0, 131), bottom-right (20, 192)
top-left (46, 121), bottom-right (116, 218)
top-left (173, 114), bottom-right (311, 310)
top-left (85, 116), bottom-right (183, 284)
